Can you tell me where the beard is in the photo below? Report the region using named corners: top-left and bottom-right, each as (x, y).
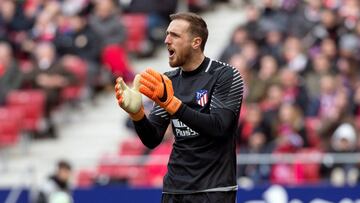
top-left (169, 48), bottom-right (193, 68)
top-left (169, 56), bottom-right (183, 67)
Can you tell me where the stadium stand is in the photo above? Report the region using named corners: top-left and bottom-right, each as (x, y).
top-left (0, 1), bottom-right (359, 201)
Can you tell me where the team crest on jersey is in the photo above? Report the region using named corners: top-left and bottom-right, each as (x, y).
top-left (195, 89), bottom-right (208, 107)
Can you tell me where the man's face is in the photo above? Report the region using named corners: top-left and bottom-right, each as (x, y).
top-left (164, 19), bottom-right (193, 67)
top-left (58, 168), bottom-right (71, 182)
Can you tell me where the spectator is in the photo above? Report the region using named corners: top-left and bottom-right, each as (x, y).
top-left (33, 160), bottom-right (73, 203)
top-left (279, 68), bottom-right (309, 112)
top-left (229, 53), bottom-right (251, 99)
top-left (55, 14), bottom-right (99, 59)
top-left (257, 0), bottom-right (289, 38)
top-left (237, 103), bottom-right (271, 147)
top-left (244, 5), bottom-right (262, 42)
top-left (336, 57), bottom-right (359, 94)
top-left (320, 38), bottom-right (338, 68)
top-left (219, 25), bottom-right (249, 63)
top-left (237, 129), bottom-right (274, 186)
top-left (23, 42), bottom-right (76, 138)
top-left (338, 0), bottom-right (359, 30)
top-left (321, 123), bottom-right (359, 186)
top-left (289, 0), bottom-right (322, 38)
top-left (282, 36), bottom-right (309, 74)
top-left (312, 84), bottom-right (353, 150)
top-left (247, 55), bottom-right (279, 102)
top-left (89, 0), bottom-right (134, 82)
top-left (0, 0), bottom-right (35, 47)
top-left (60, 0), bottom-right (89, 16)
top-left (303, 9), bottom-right (340, 49)
top-left (338, 34), bottom-right (359, 59)
top-left (274, 102), bottom-right (308, 149)
top-left (270, 104), bottom-right (308, 186)
top-left (241, 40), bottom-right (260, 70)
top-left (0, 42), bottom-right (22, 105)
top-left (89, 0), bottom-right (125, 50)
top-left (55, 13), bottom-right (101, 98)
top-left (30, 2), bottom-right (60, 42)
top-left (305, 53), bottom-right (335, 99)
top-left (261, 28), bottom-right (283, 63)
top-left (260, 83), bottom-right (284, 129)
top-left (307, 74), bottom-right (338, 118)
top-left (0, 0), bottom-right (16, 42)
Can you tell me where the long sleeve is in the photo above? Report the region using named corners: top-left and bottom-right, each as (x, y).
top-left (133, 105), bottom-right (170, 149)
top-left (175, 66), bottom-right (243, 137)
top-left (174, 104), bottom-right (236, 137)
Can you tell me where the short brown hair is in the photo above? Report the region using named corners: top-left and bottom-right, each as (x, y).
top-left (170, 12), bottom-right (208, 51)
top-left (58, 160), bottom-right (72, 171)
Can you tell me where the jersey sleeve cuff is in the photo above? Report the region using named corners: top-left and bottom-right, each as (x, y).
top-left (173, 103), bottom-right (186, 119)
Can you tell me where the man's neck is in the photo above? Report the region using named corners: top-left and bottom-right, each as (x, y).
top-left (181, 53), bottom-right (205, 72)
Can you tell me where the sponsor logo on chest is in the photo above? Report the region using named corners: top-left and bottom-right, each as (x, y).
top-left (172, 119), bottom-right (199, 137)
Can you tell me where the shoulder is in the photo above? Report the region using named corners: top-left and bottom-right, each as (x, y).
top-left (40, 178), bottom-right (58, 195)
top-left (164, 68), bottom-right (180, 78)
top-left (209, 59), bottom-right (242, 81)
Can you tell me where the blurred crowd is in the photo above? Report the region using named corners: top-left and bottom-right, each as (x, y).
top-left (0, 0), bottom-right (219, 191)
top-left (1, 0), bottom-right (360, 190)
top-left (225, 0), bottom-right (360, 187)
top-left (0, 0), bottom-right (187, 139)
top-left (114, 0), bottom-right (360, 189)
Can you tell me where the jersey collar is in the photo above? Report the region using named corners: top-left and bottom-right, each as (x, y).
top-left (180, 57), bottom-right (210, 77)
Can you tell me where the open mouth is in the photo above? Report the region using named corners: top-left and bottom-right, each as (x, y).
top-left (168, 48), bottom-right (175, 57)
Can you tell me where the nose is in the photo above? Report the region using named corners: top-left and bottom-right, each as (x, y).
top-left (164, 34), bottom-right (171, 44)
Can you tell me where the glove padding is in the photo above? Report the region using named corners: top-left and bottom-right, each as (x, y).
top-left (115, 74), bottom-right (144, 121)
top-left (139, 68), bottom-right (181, 115)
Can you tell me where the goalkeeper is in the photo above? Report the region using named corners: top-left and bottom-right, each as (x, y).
top-left (115, 12), bottom-right (244, 203)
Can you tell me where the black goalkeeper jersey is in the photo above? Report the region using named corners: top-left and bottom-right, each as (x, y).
top-left (133, 57), bottom-right (244, 194)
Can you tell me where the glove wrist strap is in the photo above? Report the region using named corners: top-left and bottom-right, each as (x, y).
top-left (166, 97), bottom-right (182, 115)
top-left (129, 106), bottom-right (145, 121)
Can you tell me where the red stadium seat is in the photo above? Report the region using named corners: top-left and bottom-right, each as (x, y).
top-left (0, 107), bottom-right (22, 147)
top-left (295, 148), bottom-right (322, 183)
top-left (6, 90), bottom-right (45, 132)
top-left (76, 169), bottom-right (96, 188)
top-left (271, 163), bottom-right (297, 185)
top-left (142, 141), bottom-right (172, 187)
top-left (128, 167), bottom-right (151, 187)
top-left (118, 137), bottom-right (146, 156)
top-left (270, 148), bottom-right (322, 185)
top-left (96, 151), bottom-right (152, 187)
top-left (122, 14), bottom-right (148, 54)
top-left (97, 153), bottom-right (139, 180)
top-left (61, 56), bottom-right (87, 102)
top-left (97, 163), bottom-right (140, 180)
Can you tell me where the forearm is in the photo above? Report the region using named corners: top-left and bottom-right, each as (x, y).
top-left (133, 116), bottom-right (165, 149)
top-left (174, 104), bottom-right (236, 137)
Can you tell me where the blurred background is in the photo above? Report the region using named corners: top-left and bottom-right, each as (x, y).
top-left (0, 0), bottom-right (359, 202)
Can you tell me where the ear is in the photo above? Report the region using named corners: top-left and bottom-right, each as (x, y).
top-left (192, 37), bottom-right (202, 50)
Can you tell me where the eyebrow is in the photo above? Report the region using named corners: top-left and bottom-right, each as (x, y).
top-left (166, 31), bottom-right (181, 37)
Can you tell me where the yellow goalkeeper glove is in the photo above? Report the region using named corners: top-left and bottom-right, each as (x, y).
top-left (139, 68), bottom-right (181, 115)
top-left (115, 74), bottom-right (144, 121)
